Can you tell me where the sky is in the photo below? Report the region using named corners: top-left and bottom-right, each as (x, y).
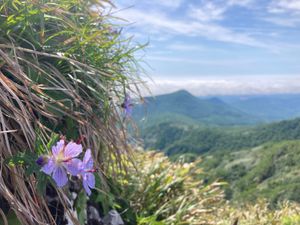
top-left (110, 0), bottom-right (300, 96)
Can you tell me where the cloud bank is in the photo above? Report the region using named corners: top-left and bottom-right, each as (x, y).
top-left (144, 76), bottom-right (300, 96)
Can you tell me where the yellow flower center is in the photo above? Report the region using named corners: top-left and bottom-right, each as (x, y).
top-left (56, 149), bottom-right (65, 164)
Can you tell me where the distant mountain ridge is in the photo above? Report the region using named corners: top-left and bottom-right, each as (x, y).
top-left (133, 90), bottom-right (260, 126)
top-left (217, 94), bottom-right (300, 121)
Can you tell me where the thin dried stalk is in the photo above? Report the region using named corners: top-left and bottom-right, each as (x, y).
top-left (0, 0), bottom-right (145, 224)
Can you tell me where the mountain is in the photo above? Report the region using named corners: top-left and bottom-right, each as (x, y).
top-left (135, 91), bottom-right (300, 206)
top-left (142, 117), bottom-right (300, 155)
top-left (200, 140), bottom-right (300, 205)
top-left (133, 90), bottom-right (260, 127)
top-left (219, 94), bottom-right (300, 121)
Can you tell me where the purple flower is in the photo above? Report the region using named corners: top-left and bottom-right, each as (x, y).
top-left (78, 149), bottom-right (95, 195)
top-left (121, 94), bottom-right (133, 117)
top-left (41, 140), bottom-right (82, 187)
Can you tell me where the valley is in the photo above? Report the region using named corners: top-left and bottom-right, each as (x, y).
top-left (134, 90), bottom-right (300, 206)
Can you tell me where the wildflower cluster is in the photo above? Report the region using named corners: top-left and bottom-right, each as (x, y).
top-left (36, 139), bottom-right (95, 195)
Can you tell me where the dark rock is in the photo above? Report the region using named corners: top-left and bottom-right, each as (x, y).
top-left (46, 185), bottom-right (68, 225)
top-left (102, 210), bottom-right (124, 225)
top-left (0, 195), bottom-right (10, 214)
top-left (87, 205), bottom-right (103, 225)
top-left (69, 176), bottom-right (82, 193)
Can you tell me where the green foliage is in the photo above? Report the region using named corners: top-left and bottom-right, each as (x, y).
top-left (137, 216), bottom-right (165, 225)
top-left (93, 177), bottom-right (117, 216)
top-left (35, 132), bottom-right (59, 155)
top-left (0, 211), bottom-right (21, 225)
top-left (0, 0), bottom-right (143, 171)
top-left (282, 215), bottom-right (300, 225)
top-left (6, 151), bottom-right (38, 174)
top-left (115, 149), bottom-right (300, 225)
top-left (200, 140), bottom-right (300, 205)
top-left (5, 133), bottom-right (59, 195)
top-left (92, 174), bottom-right (138, 224)
top-left (75, 191), bottom-right (87, 225)
top-left (141, 114), bottom-right (300, 208)
top-left (6, 149), bottom-right (50, 195)
top-left (143, 117), bottom-right (300, 155)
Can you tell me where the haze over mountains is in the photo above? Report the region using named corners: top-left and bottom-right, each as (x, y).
top-left (134, 90), bottom-right (259, 127)
top-left (219, 94), bottom-right (300, 122)
top-left (134, 90), bottom-right (300, 127)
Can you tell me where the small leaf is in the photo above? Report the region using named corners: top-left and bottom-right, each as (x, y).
top-left (36, 172), bottom-right (49, 195)
top-left (47, 133), bottom-right (59, 150)
top-left (75, 191), bottom-right (87, 225)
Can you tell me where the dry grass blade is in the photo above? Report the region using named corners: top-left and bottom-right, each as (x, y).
top-left (0, 0), bottom-right (145, 224)
top-left (0, 208), bottom-right (8, 225)
top-left (118, 151), bottom-right (225, 225)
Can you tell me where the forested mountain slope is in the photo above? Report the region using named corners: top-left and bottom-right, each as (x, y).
top-left (133, 90), bottom-right (260, 127)
top-left (200, 140), bottom-right (300, 205)
top-left (143, 117), bottom-right (300, 155)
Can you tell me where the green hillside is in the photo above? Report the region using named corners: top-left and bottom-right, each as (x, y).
top-left (133, 90), bottom-right (260, 127)
top-left (200, 140), bottom-right (300, 205)
top-left (143, 117), bottom-right (300, 155)
top-left (142, 115), bottom-right (300, 205)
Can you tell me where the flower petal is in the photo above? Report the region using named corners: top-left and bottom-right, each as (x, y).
top-left (52, 140), bottom-right (65, 156)
top-left (64, 142), bottom-right (82, 158)
top-left (82, 177), bottom-right (91, 196)
top-left (86, 172), bottom-right (95, 189)
top-left (82, 172), bottom-right (94, 195)
top-left (83, 149), bottom-right (93, 170)
top-left (52, 166), bottom-right (68, 187)
top-left (65, 158), bottom-right (81, 176)
top-left (41, 157), bottom-right (55, 175)
top-left (125, 106), bottom-right (132, 116)
top-left (123, 94), bottom-right (133, 117)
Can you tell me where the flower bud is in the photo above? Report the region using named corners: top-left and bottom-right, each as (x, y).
top-left (36, 155), bottom-right (49, 166)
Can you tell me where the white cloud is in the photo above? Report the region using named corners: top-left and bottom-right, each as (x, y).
top-left (166, 43), bottom-right (206, 51)
top-left (264, 17), bottom-right (300, 27)
top-left (147, 55), bottom-right (254, 66)
top-left (116, 8), bottom-right (267, 48)
top-left (143, 75), bottom-right (300, 96)
top-left (115, 0), bottom-right (183, 10)
top-left (228, 0), bottom-right (254, 7)
top-left (265, 0), bottom-right (300, 27)
top-left (146, 0), bottom-right (183, 9)
top-left (189, 0), bottom-right (254, 22)
top-left (268, 0), bottom-right (300, 13)
top-left (189, 2), bottom-right (226, 22)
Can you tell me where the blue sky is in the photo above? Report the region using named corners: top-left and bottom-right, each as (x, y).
top-left (111, 0), bottom-right (300, 96)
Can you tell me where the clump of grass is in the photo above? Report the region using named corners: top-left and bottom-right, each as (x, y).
top-left (215, 200), bottom-right (300, 225)
top-left (117, 150), bottom-right (300, 225)
top-left (0, 0), bottom-right (144, 224)
top-left (118, 150), bottom-right (225, 225)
